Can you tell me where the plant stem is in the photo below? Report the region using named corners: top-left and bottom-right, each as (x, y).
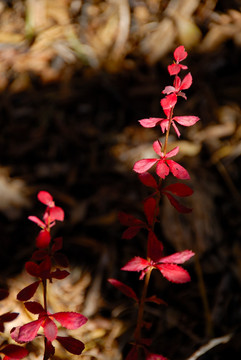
top-left (42, 279), bottom-right (47, 312)
top-left (134, 268), bottom-right (152, 344)
top-left (162, 107), bottom-right (174, 156)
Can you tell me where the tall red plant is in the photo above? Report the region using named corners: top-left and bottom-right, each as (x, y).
top-left (109, 46), bottom-right (199, 359)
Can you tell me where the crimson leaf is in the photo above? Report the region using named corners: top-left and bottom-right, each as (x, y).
top-left (56, 336), bottom-right (85, 355)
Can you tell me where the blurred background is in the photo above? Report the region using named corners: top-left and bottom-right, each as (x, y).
top-left (0, 0), bottom-right (241, 359)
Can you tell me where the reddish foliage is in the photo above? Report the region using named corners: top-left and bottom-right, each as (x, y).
top-left (28, 191), bottom-right (64, 248)
top-left (133, 140), bottom-right (190, 180)
top-left (109, 46), bottom-right (199, 359)
top-left (11, 305), bottom-right (87, 344)
top-left (9, 191), bottom-right (87, 359)
top-left (119, 197), bottom-right (158, 240)
top-left (108, 279), bottom-right (138, 302)
top-left (0, 344), bottom-right (28, 360)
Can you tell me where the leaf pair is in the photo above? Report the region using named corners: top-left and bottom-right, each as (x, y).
top-left (134, 141), bottom-right (190, 180)
top-left (122, 234), bottom-right (194, 283)
top-left (119, 197), bottom-right (158, 240)
top-left (138, 172), bottom-right (193, 213)
top-left (11, 302), bottom-right (87, 344)
top-left (11, 303), bottom-right (87, 357)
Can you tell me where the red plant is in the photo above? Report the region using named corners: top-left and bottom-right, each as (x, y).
top-left (0, 289), bottom-right (28, 360)
top-left (109, 45), bottom-right (199, 359)
top-left (9, 191), bottom-right (87, 359)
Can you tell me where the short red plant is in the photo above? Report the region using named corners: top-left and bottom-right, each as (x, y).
top-left (109, 45), bottom-right (199, 359)
top-left (9, 191), bottom-right (87, 359)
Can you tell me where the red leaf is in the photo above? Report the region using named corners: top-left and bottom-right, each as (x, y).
top-left (139, 118), bottom-right (162, 128)
top-left (51, 237), bottom-right (63, 252)
top-left (11, 319), bottom-right (43, 343)
top-left (164, 193), bottom-right (192, 213)
top-left (174, 45), bottom-right (187, 62)
top-left (0, 312), bottom-right (19, 323)
top-left (43, 318), bottom-right (58, 342)
top-left (1, 344), bottom-right (28, 359)
top-left (25, 262), bottom-right (40, 277)
top-left (118, 212), bottom-right (144, 227)
top-left (51, 269), bottom-right (70, 280)
top-left (121, 257), bottom-right (150, 272)
top-left (122, 226), bottom-right (142, 240)
top-left (37, 191), bottom-right (54, 206)
top-left (156, 264), bottom-right (191, 283)
top-left (49, 207), bottom-right (64, 222)
top-left (28, 216), bottom-right (45, 228)
top-left (173, 76), bottom-right (181, 89)
top-left (32, 249), bottom-right (48, 261)
top-left (160, 250), bottom-right (194, 264)
top-left (0, 289), bottom-right (9, 301)
top-left (145, 349), bottom-right (168, 360)
top-left (168, 63), bottom-right (182, 76)
top-left (138, 173), bottom-right (158, 189)
top-left (38, 257), bottom-right (51, 278)
top-left (162, 183), bottom-right (193, 197)
top-left (139, 268), bottom-right (150, 280)
top-left (156, 161), bottom-right (169, 179)
top-left (44, 340), bottom-right (55, 360)
top-left (17, 281), bottom-right (40, 301)
top-left (173, 115), bottom-right (199, 126)
top-left (152, 140), bottom-right (162, 156)
top-left (24, 301), bottom-right (44, 314)
top-left (166, 160), bottom-right (190, 179)
top-left (56, 336), bottom-right (85, 355)
top-left (133, 159), bottom-right (158, 174)
top-left (162, 85), bottom-right (176, 95)
top-left (144, 197), bottom-right (157, 227)
top-left (147, 232), bottom-right (163, 262)
top-left (52, 312), bottom-right (87, 330)
top-left (160, 119), bottom-right (169, 133)
top-left (36, 230), bottom-right (51, 248)
top-left (166, 146), bottom-right (179, 158)
top-left (145, 295), bottom-right (167, 305)
top-left (171, 121), bottom-right (181, 137)
top-left (160, 94), bottom-right (177, 110)
top-left (108, 279), bottom-right (138, 301)
top-left (180, 72), bottom-right (192, 90)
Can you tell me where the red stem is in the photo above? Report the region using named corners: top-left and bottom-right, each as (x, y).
top-left (134, 268), bottom-right (152, 354)
top-left (133, 98), bottom-right (176, 359)
top-left (163, 107), bottom-right (174, 156)
top-left (42, 279), bottom-right (47, 311)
